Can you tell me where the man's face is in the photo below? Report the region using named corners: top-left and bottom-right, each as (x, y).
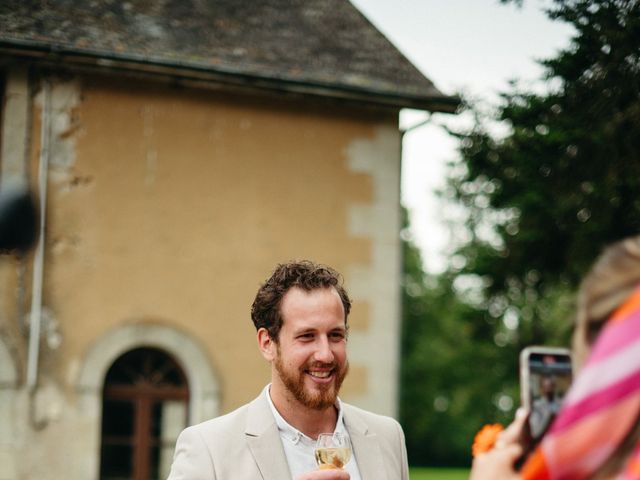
top-left (272, 286), bottom-right (349, 410)
top-left (541, 376), bottom-right (555, 398)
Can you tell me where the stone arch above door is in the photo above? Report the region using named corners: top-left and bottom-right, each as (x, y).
top-left (77, 323), bottom-right (219, 424)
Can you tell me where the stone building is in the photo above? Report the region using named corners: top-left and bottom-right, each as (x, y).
top-left (0, 1), bottom-right (457, 478)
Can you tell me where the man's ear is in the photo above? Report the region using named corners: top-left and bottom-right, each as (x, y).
top-left (257, 328), bottom-right (276, 361)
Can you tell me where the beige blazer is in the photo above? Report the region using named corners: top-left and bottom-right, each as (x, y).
top-left (167, 393), bottom-right (409, 480)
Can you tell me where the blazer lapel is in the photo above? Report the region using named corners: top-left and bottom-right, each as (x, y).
top-left (245, 394), bottom-right (292, 480)
top-left (344, 405), bottom-right (387, 480)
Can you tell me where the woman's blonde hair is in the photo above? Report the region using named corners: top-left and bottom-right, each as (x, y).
top-left (573, 236), bottom-right (640, 369)
top-left (572, 235), bottom-right (640, 479)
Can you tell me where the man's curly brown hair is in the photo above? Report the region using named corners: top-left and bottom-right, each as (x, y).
top-left (251, 260), bottom-right (351, 342)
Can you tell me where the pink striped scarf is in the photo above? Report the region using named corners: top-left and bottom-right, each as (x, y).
top-left (521, 287), bottom-right (640, 480)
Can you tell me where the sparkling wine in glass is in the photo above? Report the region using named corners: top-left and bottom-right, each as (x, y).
top-left (314, 432), bottom-right (352, 470)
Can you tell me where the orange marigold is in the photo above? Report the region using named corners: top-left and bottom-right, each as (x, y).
top-left (472, 423), bottom-right (504, 457)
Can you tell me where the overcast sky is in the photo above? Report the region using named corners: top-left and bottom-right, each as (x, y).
top-left (350, 0), bottom-right (575, 273)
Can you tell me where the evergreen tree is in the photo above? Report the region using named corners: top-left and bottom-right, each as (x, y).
top-left (448, 0), bottom-right (640, 346)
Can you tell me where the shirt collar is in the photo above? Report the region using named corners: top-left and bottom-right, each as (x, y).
top-left (263, 384), bottom-right (346, 445)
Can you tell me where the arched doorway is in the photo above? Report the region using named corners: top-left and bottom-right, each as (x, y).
top-left (99, 347), bottom-right (189, 479)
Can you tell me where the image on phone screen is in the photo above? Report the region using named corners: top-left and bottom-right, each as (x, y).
top-left (521, 348), bottom-right (572, 442)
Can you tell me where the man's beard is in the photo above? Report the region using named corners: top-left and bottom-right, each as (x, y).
top-left (274, 348), bottom-right (349, 410)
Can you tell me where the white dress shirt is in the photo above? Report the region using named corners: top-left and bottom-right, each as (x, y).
top-left (264, 385), bottom-right (363, 480)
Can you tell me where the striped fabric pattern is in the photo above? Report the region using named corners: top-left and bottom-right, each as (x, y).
top-left (521, 287), bottom-right (640, 480)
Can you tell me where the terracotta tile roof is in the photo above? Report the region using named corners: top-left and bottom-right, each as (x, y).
top-left (0, 0), bottom-right (459, 112)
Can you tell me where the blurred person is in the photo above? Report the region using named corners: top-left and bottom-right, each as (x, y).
top-left (471, 235), bottom-right (640, 480)
top-left (529, 375), bottom-right (561, 440)
top-left (0, 182), bottom-right (37, 253)
top-left (168, 260), bottom-right (409, 480)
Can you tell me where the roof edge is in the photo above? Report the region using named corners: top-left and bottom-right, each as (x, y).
top-left (0, 39), bottom-right (460, 113)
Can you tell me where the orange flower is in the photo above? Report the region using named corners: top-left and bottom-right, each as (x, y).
top-left (472, 423), bottom-right (504, 457)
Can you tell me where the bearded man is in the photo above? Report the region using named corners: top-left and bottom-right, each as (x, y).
top-left (168, 260), bottom-right (409, 480)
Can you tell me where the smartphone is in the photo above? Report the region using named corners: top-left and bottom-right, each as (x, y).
top-left (519, 346), bottom-right (572, 444)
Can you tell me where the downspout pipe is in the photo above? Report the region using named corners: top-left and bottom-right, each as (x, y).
top-left (395, 112), bottom-right (432, 417)
top-left (26, 78), bottom-right (51, 403)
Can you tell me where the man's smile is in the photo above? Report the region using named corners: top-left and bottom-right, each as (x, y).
top-left (306, 363), bottom-right (337, 382)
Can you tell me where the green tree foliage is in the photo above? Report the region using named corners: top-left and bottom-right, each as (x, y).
top-left (451, 0), bottom-right (640, 298)
top-left (447, 0), bottom-right (640, 348)
top-left (400, 226), bottom-right (570, 466)
top-left (400, 0), bottom-right (639, 467)
top-left (400, 235), bottom-right (518, 466)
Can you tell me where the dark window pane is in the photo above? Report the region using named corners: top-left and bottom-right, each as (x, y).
top-left (104, 348), bottom-right (188, 387)
top-left (102, 399), bottom-right (134, 437)
top-left (100, 444), bottom-right (133, 479)
top-left (151, 402), bottom-right (162, 439)
top-left (150, 446), bottom-right (160, 480)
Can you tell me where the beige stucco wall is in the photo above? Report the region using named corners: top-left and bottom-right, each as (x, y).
top-left (0, 69), bottom-right (403, 479)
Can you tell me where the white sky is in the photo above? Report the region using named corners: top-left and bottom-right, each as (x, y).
top-left (350, 0), bottom-right (575, 273)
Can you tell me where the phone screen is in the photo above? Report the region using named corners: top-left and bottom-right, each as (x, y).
top-left (520, 347), bottom-right (572, 442)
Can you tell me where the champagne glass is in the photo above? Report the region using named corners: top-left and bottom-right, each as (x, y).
top-left (314, 432), bottom-right (352, 470)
